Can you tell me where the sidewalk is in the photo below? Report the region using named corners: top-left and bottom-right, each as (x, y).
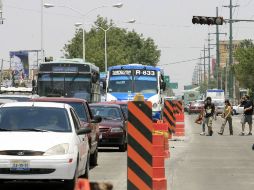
top-left (167, 114), bottom-right (254, 190)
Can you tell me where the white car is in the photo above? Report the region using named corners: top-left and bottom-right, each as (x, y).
top-left (233, 104), bottom-right (244, 115)
top-left (0, 102), bottom-right (93, 189)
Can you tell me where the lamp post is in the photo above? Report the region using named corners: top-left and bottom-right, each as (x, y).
top-left (44, 2), bottom-right (123, 62)
top-left (96, 19), bottom-right (136, 72)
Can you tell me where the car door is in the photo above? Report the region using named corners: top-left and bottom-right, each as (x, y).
top-left (84, 102), bottom-right (98, 152)
top-left (70, 108), bottom-right (88, 174)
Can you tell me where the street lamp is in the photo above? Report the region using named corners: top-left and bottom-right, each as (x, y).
top-left (44, 2), bottom-right (124, 62)
top-left (96, 19), bottom-right (136, 72)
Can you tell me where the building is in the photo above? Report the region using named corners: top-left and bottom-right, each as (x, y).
top-left (219, 40), bottom-right (242, 67)
top-left (219, 40), bottom-right (242, 102)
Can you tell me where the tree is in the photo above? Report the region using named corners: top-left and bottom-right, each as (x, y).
top-left (63, 16), bottom-right (161, 71)
top-left (233, 39), bottom-right (254, 96)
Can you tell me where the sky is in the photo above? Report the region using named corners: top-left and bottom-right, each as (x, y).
top-left (0, 0), bottom-right (254, 94)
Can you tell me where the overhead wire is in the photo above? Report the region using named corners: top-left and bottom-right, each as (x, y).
top-left (159, 55), bottom-right (215, 66)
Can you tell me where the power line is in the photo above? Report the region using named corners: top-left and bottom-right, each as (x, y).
top-left (159, 55), bottom-right (215, 66)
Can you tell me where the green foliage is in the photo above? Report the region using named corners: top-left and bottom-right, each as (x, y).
top-left (63, 16), bottom-right (161, 71)
top-left (233, 39), bottom-right (254, 94)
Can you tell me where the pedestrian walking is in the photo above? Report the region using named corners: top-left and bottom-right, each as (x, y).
top-left (203, 97), bottom-right (215, 136)
top-left (218, 100), bottom-right (233, 135)
top-left (240, 95), bottom-right (253, 136)
top-left (195, 106), bottom-right (206, 135)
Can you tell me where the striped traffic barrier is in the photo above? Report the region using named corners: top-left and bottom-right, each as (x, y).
top-left (153, 121), bottom-right (170, 158)
top-left (163, 100), bottom-right (176, 135)
top-left (173, 100), bottom-right (185, 137)
top-left (152, 131), bottom-right (167, 190)
top-left (127, 100), bottom-right (153, 190)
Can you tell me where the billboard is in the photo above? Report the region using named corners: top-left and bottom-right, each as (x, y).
top-left (10, 51), bottom-right (29, 80)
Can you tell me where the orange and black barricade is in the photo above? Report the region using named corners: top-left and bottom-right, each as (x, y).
top-left (127, 101), bottom-right (153, 190)
top-left (163, 100), bottom-right (176, 134)
top-left (173, 100), bottom-right (185, 136)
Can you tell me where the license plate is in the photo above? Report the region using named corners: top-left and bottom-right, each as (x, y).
top-left (10, 160), bottom-right (30, 171)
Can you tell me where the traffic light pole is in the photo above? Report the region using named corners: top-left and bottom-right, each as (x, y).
top-left (203, 45), bottom-right (206, 85)
top-left (223, 0), bottom-right (239, 99)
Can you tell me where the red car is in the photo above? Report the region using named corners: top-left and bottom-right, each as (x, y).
top-left (188, 100), bottom-right (204, 114)
top-left (31, 97), bottom-right (101, 166)
top-left (90, 103), bottom-right (127, 152)
top-left (98, 101), bottom-right (128, 118)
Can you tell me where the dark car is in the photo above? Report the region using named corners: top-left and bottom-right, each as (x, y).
top-left (31, 97), bottom-right (101, 166)
top-left (90, 103), bottom-right (127, 152)
top-left (188, 100), bottom-right (204, 114)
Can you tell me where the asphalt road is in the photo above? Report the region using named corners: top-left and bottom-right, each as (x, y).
top-left (1, 114), bottom-right (253, 190)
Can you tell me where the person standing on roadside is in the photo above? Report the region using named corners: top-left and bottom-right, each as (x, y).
top-left (240, 95), bottom-right (253, 136)
top-left (218, 100), bottom-right (233, 135)
top-left (204, 97), bottom-right (215, 136)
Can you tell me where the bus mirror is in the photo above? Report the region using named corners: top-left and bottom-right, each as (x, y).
top-left (92, 73), bottom-right (99, 83)
top-left (103, 81), bottom-right (106, 90)
top-left (161, 82), bottom-right (166, 91)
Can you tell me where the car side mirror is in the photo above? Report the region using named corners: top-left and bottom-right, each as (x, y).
top-left (77, 127), bottom-right (91, 135)
top-left (91, 115), bottom-right (102, 123)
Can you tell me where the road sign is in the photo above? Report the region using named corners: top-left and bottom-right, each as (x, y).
top-left (164, 75), bottom-right (170, 83)
top-left (169, 82), bottom-right (178, 89)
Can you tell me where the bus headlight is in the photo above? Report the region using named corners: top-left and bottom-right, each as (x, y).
top-left (153, 103), bottom-right (158, 109)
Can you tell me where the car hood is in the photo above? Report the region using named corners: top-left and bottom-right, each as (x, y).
top-left (99, 120), bottom-right (123, 128)
top-left (0, 132), bottom-right (73, 151)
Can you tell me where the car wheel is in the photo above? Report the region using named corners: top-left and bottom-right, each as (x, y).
top-left (64, 159), bottom-right (79, 190)
top-left (90, 148), bottom-right (98, 166)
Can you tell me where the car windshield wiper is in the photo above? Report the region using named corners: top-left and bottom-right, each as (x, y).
top-left (17, 128), bottom-right (49, 132)
top-left (0, 128), bottom-right (13, 131)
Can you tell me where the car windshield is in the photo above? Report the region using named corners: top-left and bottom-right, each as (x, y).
top-left (0, 107), bottom-right (71, 132)
top-left (67, 102), bottom-right (87, 122)
top-left (90, 106), bottom-right (121, 120)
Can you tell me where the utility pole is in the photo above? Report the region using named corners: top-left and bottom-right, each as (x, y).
top-left (0, 0), bottom-right (4, 24)
top-left (223, 0), bottom-right (239, 99)
top-left (0, 59), bottom-right (3, 92)
top-left (203, 45), bottom-right (206, 85)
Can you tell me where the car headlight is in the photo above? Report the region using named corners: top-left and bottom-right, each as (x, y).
top-left (153, 103), bottom-right (158, 109)
top-left (111, 127), bottom-right (124, 133)
top-left (44, 143), bottom-right (69, 156)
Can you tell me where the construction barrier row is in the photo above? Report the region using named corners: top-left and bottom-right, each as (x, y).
top-left (163, 100), bottom-right (185, 137)
top-left (127, 97), bottom-right (186, 189)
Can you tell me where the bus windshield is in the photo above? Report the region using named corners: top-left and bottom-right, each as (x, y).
top-left (108, 70), bottom-right (158, 93)
top-left (134, 76), bottom-right (157, 93)
top-left (38, 73), bottom-right (91, 100)
top-left (108, 80), bottom-right (132, 93)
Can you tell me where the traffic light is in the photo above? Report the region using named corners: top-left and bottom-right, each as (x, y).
top-left (192, 16), bottom-right (224, 25)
